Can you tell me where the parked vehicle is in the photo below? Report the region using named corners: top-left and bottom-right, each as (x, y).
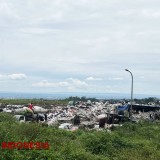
top-left (14, 115), bottom-right (25, 123)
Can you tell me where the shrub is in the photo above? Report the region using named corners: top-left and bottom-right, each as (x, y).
top-left (0, 112), bottom-right (16, 123)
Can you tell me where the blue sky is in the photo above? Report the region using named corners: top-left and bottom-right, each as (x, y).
top-left (0, 0), bottom-right (160, 95)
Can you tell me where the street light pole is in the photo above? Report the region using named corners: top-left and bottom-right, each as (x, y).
top-left (125, 69), bottom-right (133, 119)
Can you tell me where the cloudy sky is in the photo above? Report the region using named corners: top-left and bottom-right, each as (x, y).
top-left (0, 0), bottom-right (160, 96)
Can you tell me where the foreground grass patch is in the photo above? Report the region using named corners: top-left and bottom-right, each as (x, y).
top-left (0, 113), bottom-right (160, 160)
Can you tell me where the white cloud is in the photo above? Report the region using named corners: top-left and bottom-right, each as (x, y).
top-left (67, 78), bottom-right (88, 90)
top-left (32, 80), bottom-right (69, 87)
top-left (86, 76), bottom-right (102, 81)
top-left (8, 73), bottom-right (27, 80)
top-left (0, 73), bottom-right (27, 80)
top-left (32, 78), bottom-right (88, 91)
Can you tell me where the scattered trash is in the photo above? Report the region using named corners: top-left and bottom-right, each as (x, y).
top-left (1, 100), bottom-right (160, 130)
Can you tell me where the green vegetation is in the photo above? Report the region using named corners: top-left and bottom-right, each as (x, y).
top-left (134, 97), bottom-right (160, 105)
top-left (0, 96), bottom-right (99, 106)
top-left (0, 97), bottom-right (98, 109)
top-left (0, 98), bottom-right (68, 108)
top-left (0, 96), bottom-right (159, 107)
top-left (0, 112), bottom-right (160, 160)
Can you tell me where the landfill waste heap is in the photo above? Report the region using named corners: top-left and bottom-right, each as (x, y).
top-left (0, 100), bottom-right (160, 130)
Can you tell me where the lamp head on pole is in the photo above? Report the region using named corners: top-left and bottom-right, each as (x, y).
top-left (125, 69), bottom-right (129, 72)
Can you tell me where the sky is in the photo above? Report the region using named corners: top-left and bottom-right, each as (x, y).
top-left (0, 0), bottom-right (160, 96)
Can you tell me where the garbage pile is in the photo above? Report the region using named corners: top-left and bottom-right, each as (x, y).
top-left (1, 100), bottom-right (160, 131)
top-left (132, 111), bottom-right (160, 122)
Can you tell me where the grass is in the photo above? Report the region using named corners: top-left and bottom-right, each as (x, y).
top-left (0, 112), bottom-right (160, 160)
top-left (0, 98), bottom-right (68, 108)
